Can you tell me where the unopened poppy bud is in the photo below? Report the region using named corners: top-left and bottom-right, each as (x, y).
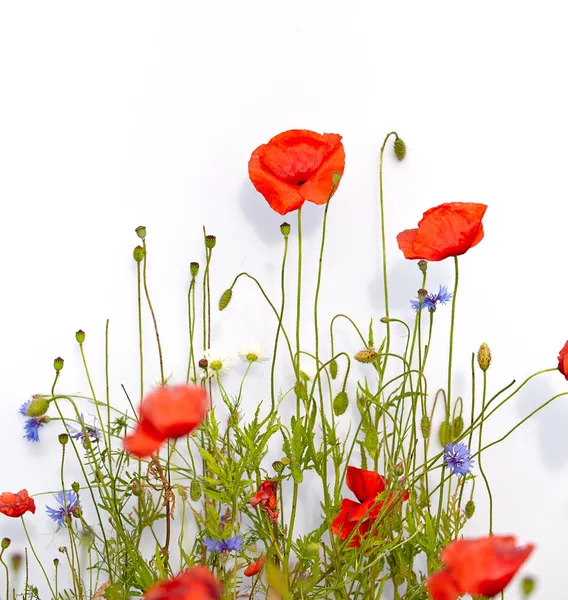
top-left (54, 357), bottom-right (64, 372)
top-left (521, 576), bottom-right (536, 597)
top-left (420, 415), bottom-right (431, 438)
top-left (438, 421), bottom-right (451, 446)
top-left (294, 381), bottom-right (308, 401)
top-left (190, 479), bottom-right (201, 502)
top-left (10, 553), bottom-right (22, 572)
top-left (53, 558), bottom-right (60, 567)
top-left (205, 235), bottom-right (216, 249)
top-left (58, 433), bottom-right (69, 445)
top-left (190, 262), bottom-right (199, 277)
top-left (133, 245), bottom-right (145, 263)
top-left (451, 415), bottom-right (464, 440)
top-left (219, 288), bottom-right (233, 311)
top-left (198, 358), bottom-right (208, 370)
top-left (394, 137), bottom-right (406, 161)
top-left (75, 329), bottom-right (85, 344)
top-left (477, 343), bottom-right (491, 371)
top-left (333, 391), bottom-right (349, 416)
top-left (26, 395), bottom-right (49, 417)
top-left (329, 359), bottom-right (338, 379)
top-left (418, 260), bottom-right (428, 274)
top-left (71, 482), bottom-right (80, 494)
top-left (280, 222), bottom-right (291, 236)
top-left (306, 542), bottom-right (321, 557)
top-left (1, 537), bottom-right (11, 549)
top-left (354, 348), bottom-right (378, 364)
top-left (272, 461), bottom-right (285, 473)
top-left (135, 225), bottom-right (147, 240)
top-left (380, 317), bottom-right (390, 323)
top-left (395, 461), bottom-right (404, 476)
top-left (465, 499), bottom-right (475, 519)
top-left (58, 546), bottom-right (66, 554)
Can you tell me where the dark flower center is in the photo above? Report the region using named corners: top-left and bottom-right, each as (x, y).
top-left (296, 180), bottom-right (307, 186)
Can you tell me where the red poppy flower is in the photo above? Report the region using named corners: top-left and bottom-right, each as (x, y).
top-left (124, 385), bottom-right (209, 458)
top-left (0, 489), bottom-right (36, 518)
top-left (397, 202), bottom-right (487, 261)
top-left (244, 555), bottom-right (265, 577)
top-left (250, 481), bottom-right (279, 523)
top-left (558, 341), bottom-right (568, 380)
top-left (426, 536), bottom-right (534, 600)
top-left (331, 466), bottom-right (409, 547)
top-left (144, 565), bottom-right (221, 600)
top-left (248, 129), bottom-right (345, 215)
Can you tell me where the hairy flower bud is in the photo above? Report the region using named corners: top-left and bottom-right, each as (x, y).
top-left (135, 225), bottom-right (146, 239)
top-left (75, 329), bottom-right (85, 344)
top-left (190, 262), bottom-right (199, 277)
top-left (26, 395), bottom-right (49, 418)
top-left (438, 421), bottom-right (451, 446)
top-left (71, 482), bottom-right (80, 494)
top-left (521, 576), bottom-right (536, 597)
top-left (420, 415), bottom-right (431, 438)
top-left (364, 429), bottom-right (378, 453)
top-left (333, 391), bottom-right (349, 416)
top-left (58, 433), bottom-right (69, 445)
top-left (133, 245), bottom-right (145, 263)
top-left (451, 415), bottom-right (464, 440)
top-left (205, 235), bottom-right (217, 249)
top-left (53, 357), bottom-right (64, 372)
top-left (190, 479), bottom-right (201, 502)
top-left (477, 343), bottom-right (491, 371)
top-left (10, 553), bottom-right (22, 572)
top-left (329, 359), bottom-right (338, 379)
top-left (465, 499), bottom-right (475, 519)
top-left (1, 537), bottom-right (11, 550)
top-left (418, 260), bottom-right (428, 274)
top-left (294, 381), bottom-right (308, 402)
top-left (354, 348), bottom-right (378, 364)
top-left (394, 137), bottom-right (406, 161)
top-left (219, 289), bottom-right (233, 311)
top-left (280, 222), bottom-right (291, 236)
top-left (306, 542), bottom-right (321, 558)
top-left (272, 461), bottom-right (285, 473)
top-left (131, 482), bottom-right (143, 497)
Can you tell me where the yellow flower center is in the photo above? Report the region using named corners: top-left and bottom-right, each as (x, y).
top-left (210, 360), bottom-right (223, 372)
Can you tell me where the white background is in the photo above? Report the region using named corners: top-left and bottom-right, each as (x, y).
top-left (1, 2), bottom-right (567, 598)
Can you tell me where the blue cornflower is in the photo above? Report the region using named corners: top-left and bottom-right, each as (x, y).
top-left (444, 442), bottom-right (474, 476)
top-left (19, 400), bottom-right (46, 442)
top-left (410, 285), bottom-right (453, 312)
top-left (68, 414), bottom-right (101, 443)
top-left (46, 491), bottom-right (80, 526)
top-left (204, 535), bottom-right (243, 553)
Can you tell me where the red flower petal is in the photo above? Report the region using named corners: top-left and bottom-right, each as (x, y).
top-left (346, 466), bottom-right (388, 502)
top-left (396, 229), bottom-right (421, 260)
top-left (0, 489), bottom-right (36, 518)
top-left (123, 419), bottom-right (164, 458)
top-left (558, 340), bottom-right (568, 380)
top-left (331, 498), bottom-right (360, 537)
top-left (426, 570), bottom-right (463, 600)
top-left (144, 565), bottom-right (222, 600)
top-left (244, 555), bottom-right (265, 577)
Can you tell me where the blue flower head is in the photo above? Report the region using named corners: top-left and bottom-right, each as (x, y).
top-left (410, 285), bottom-right (453, 312)
top-left (444, 442), bottom-right (474, 476)
top-left (19, 400), bottom-right (47, 442)
top-left (204, 534), bottom-right (243, 553)
top-left (68, 414), bottom-right (101, 443)
top-left (46, 491), bottom-right (80, 526)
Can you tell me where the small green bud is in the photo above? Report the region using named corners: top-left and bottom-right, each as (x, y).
top-left (521, 576), bottom-right (536, 597)
top-left (420, 415), bottom-right (431, 438)
top-left (393, 572), bottom-right (406, 586)
top-left (418, 260), bottom-right (428, 274)
top-left (135, 225), bottom-right (146, 239)
top-left (272, 461), bottom-right (285, 473)
top-left (53, 357), bottom-right (64, 372)
top-left (364, 429), bottom-right (378, 453)
top-left (25, 395), bottom-right (49, 418)
top-left (354, 348), bottom-right (378, 364)
top-left (294, 381), bottom-right (308, 401)
top-left (438, 421), bottom-right (451, 446)
top-left (75, 329), bottom-right (85, 343)
top-left (58, 433), bottom-right (69, 445)
top-left (190, 262), bottom-right (200, 277)
top-left (380, 316), bottom-right (390, 323)
top-left (190, 479), bottom-right (201, 502)
top-left (329, 359), bottom-right (338, 379)
top-left (332, 171), bottom-right (342, 186)
top-left (394, 137), bottom-right (406, 161)
top-left (219, 288), bottom-right (233, 311)
top-left (133, 245), bottom-right (145, 263)
top-left (465, 499), bottom-right (475, 519)
top-left (10, 553), bottom-right (22, 572)
top-left (306, 542), bottom-right (321, 558)
top-left (71, 482), bottom-right (80, 494)
top-left (71, 506), bottom-right (82, 518)
top-left (477, 343), bottom-right (492, 371)
top-left (131, 482), bottom-right (143, 497)
top-left (280, 222), bottom-right (291, 236)
top-left (53, 558), bottom-right (60, 567)
top-left (333, 391), bottom-right (349, 416)
top-left (1, 537), bottom-right (11, 549)
top-left (451, 415), bottom-right (464, 440)
top-left (205, 234), bottom-right (217, 249)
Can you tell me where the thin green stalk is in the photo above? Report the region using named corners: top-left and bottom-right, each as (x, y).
top-left (478, 371), bottom-right (494, 532)
top-left (21, 517), bottom-right (55, 596)
top-left (137, 261), bottom-right (144, 400)
top-left (0, 549), bottom-right (9, 600)
top-left (186, 276), bottom-right (197, 383)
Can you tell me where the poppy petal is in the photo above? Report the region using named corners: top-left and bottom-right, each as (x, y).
top-left (346, 466), bottom-right (388, 502)
top-left (331, 498), bottom-right (360, 536)
top-left (558, 340), bottom-right (568, 380)
top-left (426, 570), bottom-right (463, 600)
top-left (123, 419), bottom-right (164, 458)
top-left (396, 228), bottom-right (421, 260)
top-left (244, 555), bottom-right (265, 577)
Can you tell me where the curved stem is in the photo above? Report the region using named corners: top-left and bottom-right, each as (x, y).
top-left (21, 517), bottom-right (55, 596)
top-left (477, 370), bottom-right (493, 533)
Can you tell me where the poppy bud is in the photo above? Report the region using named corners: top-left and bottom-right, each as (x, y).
top-left (329, 359), bottom-right (338, 379)
top-left (54, 357), bottom-right (64, 372)
top-left (71, 482), bottom-right (80, 494)
top-left (465, 499), bottom-right (475, 519)
top-left (420, 415), bottom-right (431, 438)
top-left (521, 576), bottom-right (536, 597)
top-left (354, 348), bottom-right (378, 363)
top-left (58, 546), bottom-right (66, 554)
top-left (380, 317), bottom-right (390, 323)
top-left (58, 433), bottom-right (69, 445)
top-left (438, 421), bottom-right (451, 446)
top-left (26, 395), bottom-right (49, 418)
top-left (10, 553), bottom-right (22, 572)
top-left (1, 537), bottom-right (11, 549)
top-left (395, 461), bottom-right (404, 476)
top-left (306, 542), bottom-right (321, 558)
top-left (219, 288), bottom-right (233, 311)
top-left (333, 391), bottom-right (349, 416)
top-left (451, 415), bottom-right (464, 440)
top-left (135, 225), bottom-right (147, 240)
top-left (190, 479), bottom-right (201, 502)
top-left (280, 222), bottom-right (291, 236)
top-left (133, 245), bottom-right (145, 263)
top-left (364, 429), bottom-right (378, 453)
top-left (294, 381), bottom-right (308, 401)
top-left (272, 461), bottom-right (285, 473)
top-left (393, 137), bottom-right (406, 161)
top-left (477, 343), bottom-right (491, 371)
top-left (418, 260), bottom-right (428, 274)
top-left (53, 558), bottom-right (60, 567)
top-left (75, 329), bottom-right (85, 344)
top-left (205, 235), bottom-right (216, 249)
top-left (198, 358), bottom-right (208, 370)
top-left (190, 262), bottom-right (200, 277)
top-left (131, 482), bottom-right (143, 497)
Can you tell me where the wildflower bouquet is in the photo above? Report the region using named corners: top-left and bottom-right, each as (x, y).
top-left (2, 129), bottom-right (562, 600)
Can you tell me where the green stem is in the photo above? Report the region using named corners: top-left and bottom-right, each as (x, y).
top-left (0, 550), bottom-right (9, 600)
top-left (137, 261), bottom-right (144, 400)
top-left (21, 517), bottom-right (55, 596)
top-left (446, 256), bottom-right (459, 416)
top-left (477, 370), bottom-right (493, 533)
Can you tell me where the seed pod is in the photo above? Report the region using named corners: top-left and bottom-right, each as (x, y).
top-left (272, 461), bottom-right (285, 473)
top-left (354, 348), bottom-right (378, 364)
top-left (219, 289), bottom-right (233, 311)
top-left (333, 391), bottom-right (349, 416)
top-left (393, 137), bottom-right (406, 161)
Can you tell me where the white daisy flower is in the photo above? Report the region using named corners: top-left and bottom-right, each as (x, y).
top-left (201, 350), bottom-right (233, 379)
top-left (239, 344), bottom-right (269, 364)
